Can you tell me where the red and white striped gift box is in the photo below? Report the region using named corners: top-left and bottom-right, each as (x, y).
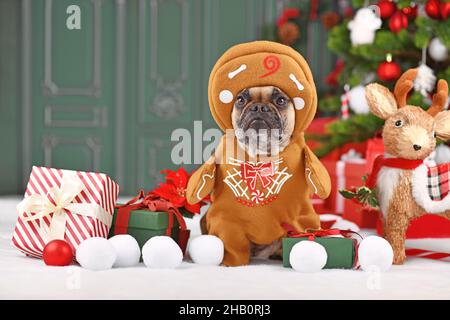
top-left (12, 166), bottom-right (119, 259)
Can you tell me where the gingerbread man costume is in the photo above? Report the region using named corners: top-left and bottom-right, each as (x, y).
top-left (186, 41), bottom-right (331, 266)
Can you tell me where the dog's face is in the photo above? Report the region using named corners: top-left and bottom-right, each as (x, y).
top-left (231, 86), bottom-right (295, 156)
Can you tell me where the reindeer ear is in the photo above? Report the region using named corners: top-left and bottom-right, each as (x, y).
top-left (365, 83), bottom-right (398, 120)
top-left (435, 111), bottom-right (450, 140)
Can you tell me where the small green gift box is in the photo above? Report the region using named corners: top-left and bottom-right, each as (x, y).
top-left (108, 205), bottom-right (190, 254)
top-left (282, 234), bottom-right (357, 269)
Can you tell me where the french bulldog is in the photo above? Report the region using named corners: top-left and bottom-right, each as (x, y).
top-left (231, 86), bottom-right (295, 158)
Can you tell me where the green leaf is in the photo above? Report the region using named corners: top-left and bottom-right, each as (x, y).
top-left (368, 197), bottom-right (379, 208)
top-left (351, 0), bottom-right (365, 8)
top-left (339, 189), bottom-right (357, 199)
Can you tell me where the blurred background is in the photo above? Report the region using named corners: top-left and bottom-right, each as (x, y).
top-left (1, 0), bottom-right (449, 196)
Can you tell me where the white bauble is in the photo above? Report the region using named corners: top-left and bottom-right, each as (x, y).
top-left (429, 38), bottom-right (448, 62)
top-left (76, 237), bottom-right (116, 271)
top-left (289, 241), bottom-right (327, 273)
top-left (142, 236), bottom-right (183, 269)
top-left (348, 8), bottom-right (381, 46)
top-left (435, 144), bottom-right (450, 164)
top-left (358, 236), bottom-right (393, 272)
top-left (188, 235), bottom-right (224, 266)
top-left (414, 64), bottom-right (436, 97)
top-left (348, 86), bottom-right (370, 114)
top-left (108, 234), bottom-right (141, 268)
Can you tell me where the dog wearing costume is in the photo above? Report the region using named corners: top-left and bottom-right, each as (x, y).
top-left (186, 41), bottom-right (331, 266)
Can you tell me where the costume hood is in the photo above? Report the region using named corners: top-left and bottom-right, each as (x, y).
top-left (208, 40), bottom-right (317, 137)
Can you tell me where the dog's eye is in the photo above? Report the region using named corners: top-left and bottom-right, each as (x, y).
top-left (433, 131), bottom-right (437, 138)
top-left (236, 96), bottom-right (246, 106)
top-left (394, 120), bottom-right (403, 127)
top-left (275, 97), bottom-right (286, 106)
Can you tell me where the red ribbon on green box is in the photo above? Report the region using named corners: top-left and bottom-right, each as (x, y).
top-left (114, 189), bottom-right (187, 236)
top-left (282, 222), bottom-right (361, 240)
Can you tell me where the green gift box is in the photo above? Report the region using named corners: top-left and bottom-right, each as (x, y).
top-left (282, 236), bottom-right (357, 269)
top-left (108, 206), bottom-right (190, 254)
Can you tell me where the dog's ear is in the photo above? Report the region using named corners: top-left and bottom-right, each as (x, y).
top-left (365, 83), bottom-right (398, 120)
top-left (435, 111), bottom-right (450, 141)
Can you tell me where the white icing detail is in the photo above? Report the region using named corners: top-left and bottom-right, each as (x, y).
top-left (376, 166), bottom-right (401, 216)
top-left (412, 164), bottom-right (450, 213)
top-left (223, 159), bottom-right (291, 202)
top-left (289, 73), bottom-right (304, 91)
top-left (293, 97), bottom-right (305, 110)
top-left (228, 64), bottom-right (247, 79)
top-left (219, 90), bottom-right (233, 103)
top-left (306, 168), bottom-right (318, 194)
top-left (196, 168), bottom-right (216, 200)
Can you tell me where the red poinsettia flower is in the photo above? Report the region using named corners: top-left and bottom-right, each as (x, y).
top-left (150, 167), bottom-right (208, 214)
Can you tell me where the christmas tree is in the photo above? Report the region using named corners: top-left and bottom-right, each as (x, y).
top-left (277, 0), bottom-right (450, 157)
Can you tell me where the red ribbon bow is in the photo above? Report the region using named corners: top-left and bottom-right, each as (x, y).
top-left (114, 189), bottom-right (187, 236)
top-left (241, 162), bottom-right (275, 191)
top-left (282, 223), bottom-right (362, 241)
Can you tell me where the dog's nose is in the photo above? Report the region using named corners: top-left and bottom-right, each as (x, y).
top-left (249, 104), bottom-right (270, 112)
top-left (413, 144), bottom-right (422, 151)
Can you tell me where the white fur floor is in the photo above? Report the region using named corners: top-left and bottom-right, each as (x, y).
top-left (1, 196), bottom-right (449, 300)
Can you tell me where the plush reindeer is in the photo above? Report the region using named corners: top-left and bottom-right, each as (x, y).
top-left (364, 68), bottom-right (450, 264)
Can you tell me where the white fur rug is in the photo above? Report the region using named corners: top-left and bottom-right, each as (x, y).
top-left (1, 196), bottom-right (449, 300)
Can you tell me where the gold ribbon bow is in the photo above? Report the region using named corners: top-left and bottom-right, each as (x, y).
top-left (17, 171), bottom-right (112, 241)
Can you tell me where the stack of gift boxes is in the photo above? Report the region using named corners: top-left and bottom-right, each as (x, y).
top-left (12, 166), bottom-right (192, 262)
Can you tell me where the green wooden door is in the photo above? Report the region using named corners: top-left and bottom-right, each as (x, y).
top-left (25, 0), bottom-right (116, 180)
top-left (5, 0), bottom-right (333, 195)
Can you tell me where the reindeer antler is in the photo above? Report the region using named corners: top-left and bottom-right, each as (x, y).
top-left (393, 68), bottom-right (418, 108)
top-left (428, 80), bottom-right (449, 117)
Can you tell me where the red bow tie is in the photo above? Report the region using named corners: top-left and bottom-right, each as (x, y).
top-left (241, 162), bottom-right (275, 191)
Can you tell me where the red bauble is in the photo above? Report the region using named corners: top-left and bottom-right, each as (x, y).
top-left (441, 1), bottom-right (450, 19)
top-left (43, 240), bottom-right (74, 266)
top-left (389, 10), bottom-right (408, 33)
top-left (377, 61), bottom-right (401, 81)
top-left (377, 0), bottom-right (397, 19)
top-left (402, 4), bottom-right (418, 19)
top-left (425, 0), bottom-right (442, 19)
top-left (343, 7), bottom-right (353, 18)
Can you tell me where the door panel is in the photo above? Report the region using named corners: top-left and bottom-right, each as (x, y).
top-left (28, 0), bottom-right (115, 178)
top-left (129, 0), bottom-right (203, 191)
top-left (0, 0), bottom-right (21, 194)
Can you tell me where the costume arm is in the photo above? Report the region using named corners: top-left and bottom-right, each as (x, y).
top-left (186, 155), bottom-right (216, 205)
top-left (303, 145), bottom-right (331, 199)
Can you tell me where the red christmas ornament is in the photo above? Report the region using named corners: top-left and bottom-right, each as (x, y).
top-left (343, 7), bottom-right (353, 18)
top-left (276, 7), bottom-right (300, 27)
top-left (377, 55), bottom-right (401, 81)
top-left (377, 0), bottom-right (397, 19)
top-left (425, 0), bottom-right (442, 19)
top-left (441, 1), bottom-right (450, 19)
top-left (389, 10), bottom-right (408, 33)
top-left (43, 240), bottom-right (74, 266)
top-left (402, 4), bottom-right (418, 19)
